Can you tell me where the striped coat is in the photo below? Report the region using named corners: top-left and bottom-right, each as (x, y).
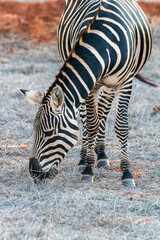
top-left (28, 0), bottom-right (153, 186)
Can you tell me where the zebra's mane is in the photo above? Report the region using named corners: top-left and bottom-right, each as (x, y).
top-left (42, 3), bottom-right (101, 104)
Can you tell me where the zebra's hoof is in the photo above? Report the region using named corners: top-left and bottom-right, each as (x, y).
top-left (81, 175), bottom-right (94, 183)
top-left (78, 165), bottom-right (86, 173)
top-left (97, 159), bottom-right (109, 169)
top-left (122, 179), bottom-right (136, 188)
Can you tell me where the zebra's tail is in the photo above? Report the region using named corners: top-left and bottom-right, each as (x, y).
top-left (135, 73), bottom-right (158, 88)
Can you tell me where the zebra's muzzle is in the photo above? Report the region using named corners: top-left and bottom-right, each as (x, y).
top-left (29, 158), bottom-right (58, 182)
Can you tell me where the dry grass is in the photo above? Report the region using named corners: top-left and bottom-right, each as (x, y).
top-left (0, 26), bottom-right (160, 239)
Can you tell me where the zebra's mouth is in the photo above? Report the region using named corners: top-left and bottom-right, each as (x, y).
top-left (29, 157), bottom-right (58, 182)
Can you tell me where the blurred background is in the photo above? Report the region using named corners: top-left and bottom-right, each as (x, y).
top-left (0, 0), bottom-right (160, 43)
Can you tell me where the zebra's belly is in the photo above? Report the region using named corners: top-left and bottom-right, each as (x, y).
top-left (99, 74), bottom-right (122, 89)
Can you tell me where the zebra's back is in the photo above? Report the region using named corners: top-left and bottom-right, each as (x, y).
top-left (58, 0), bottom-right (152, 88)
top-left (58, 0), bottom-right (100, 61)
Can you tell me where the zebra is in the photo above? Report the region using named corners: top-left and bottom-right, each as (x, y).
top-left (57, 0), bottom-right (157, 178)
top-left (21, 0), bottom-right (157, 187)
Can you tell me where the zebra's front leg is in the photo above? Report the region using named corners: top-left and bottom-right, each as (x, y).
top-left (81, 91), bottom-right (99, 183)
top-left (78, 102), bottom-right (88, 173)
top-left (95, 87), bottom-right (115, 169)
top-left (115, 79), bottom-right (135, 187)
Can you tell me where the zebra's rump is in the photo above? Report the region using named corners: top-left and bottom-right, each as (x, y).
top-left (90, 0), bottom-right (152, 82)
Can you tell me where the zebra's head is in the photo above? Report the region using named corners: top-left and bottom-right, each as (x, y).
top-left (20, 85), bottom-right (79, 180)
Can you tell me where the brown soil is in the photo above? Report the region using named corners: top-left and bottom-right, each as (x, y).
top-left (139, 2), bottom-right (160, 17)
top-left (0, 0), bottom-right (65, 43)
top-left (0, 1), bottom-right (159, 43)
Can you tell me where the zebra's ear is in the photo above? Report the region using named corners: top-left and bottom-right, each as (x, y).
top-left (51, 85), bottom-right (64, 110)
top-left (20, 89), bottom-right (44, 105)
top-left (65, 0), bottom-right (68, 5)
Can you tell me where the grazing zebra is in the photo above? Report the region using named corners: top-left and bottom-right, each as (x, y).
top-left (22, 0), bottom-right (156, 187)
top-left (57, 0), bottom-right (157, 181)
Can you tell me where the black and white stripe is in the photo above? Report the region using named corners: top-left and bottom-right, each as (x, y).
top-left (30, 0), bottom-right (153, 186)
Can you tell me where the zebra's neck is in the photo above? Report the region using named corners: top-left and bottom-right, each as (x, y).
top-left (49, 37), bottom-right (104, 113)
top-left (55, 56), bottom-right (98, 110)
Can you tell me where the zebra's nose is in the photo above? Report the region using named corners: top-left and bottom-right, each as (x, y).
top-left (29, 157), bottom-right (43, 180)
top-left (29, 157), bottom-right (58, 182)
top-left (29, 157), bottom-right (40, 173)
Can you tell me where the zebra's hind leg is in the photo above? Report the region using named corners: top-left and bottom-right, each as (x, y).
top-left (81, 88), bottom-right (100, 183)
top-left (95, 87), bottom-right (115, 169)
top-left (115, 79), bottom-right (135, 187)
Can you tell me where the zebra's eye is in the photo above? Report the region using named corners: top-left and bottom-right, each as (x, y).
top-left (45, 130), bottom-right (53, 137)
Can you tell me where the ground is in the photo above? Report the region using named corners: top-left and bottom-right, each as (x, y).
top-left (0, 1), bottom-right (160, 240)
